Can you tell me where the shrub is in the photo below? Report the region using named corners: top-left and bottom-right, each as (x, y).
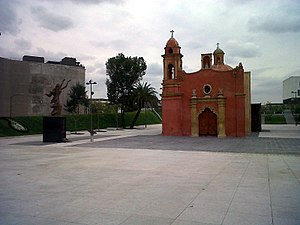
top-left (264, 115), bottom-right (286, 124)
top-left (0, 110), bottom-right (162, 137)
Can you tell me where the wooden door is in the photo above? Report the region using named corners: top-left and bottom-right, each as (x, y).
top-left (199, 108), bottom-right (217, 136)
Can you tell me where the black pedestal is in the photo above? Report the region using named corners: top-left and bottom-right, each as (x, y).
top-left (43, 117), bottom-right (66, 142)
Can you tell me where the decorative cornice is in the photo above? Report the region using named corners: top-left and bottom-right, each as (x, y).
top-left (162, 93), bottom-right (183, 98)
top-left (190, 96), bottom-right (226, 103)
top-left (162, 83), bottom-right (181, 87)
top-left (235, 93), bottom-right (245, 96)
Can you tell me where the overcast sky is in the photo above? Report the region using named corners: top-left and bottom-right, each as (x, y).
top-left (1, 0), bottom-right (300, 103)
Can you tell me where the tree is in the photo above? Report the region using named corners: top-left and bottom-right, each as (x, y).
top-left (65, 83), bottom-right (89, 133)
top-left (105, 53), bottom-right (147, 128)
top-left (92, 101), bottom-right (118, 114)
top-left (130, 82), bottom-right (158, 129)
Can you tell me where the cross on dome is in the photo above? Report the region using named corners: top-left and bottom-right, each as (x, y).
top-left (170, 30), bottom-right (174, 38)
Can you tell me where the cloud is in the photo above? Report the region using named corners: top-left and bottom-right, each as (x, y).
top-left (69, 0), bottom-right (124, 4)
top-left (142, 62), bottom-right (163, 95)
top-left (223, 0), bottom-right (254, 5)
top-left (247, 2), bottom-right (300, 34)
top-left (248, 16), bottom-right (300, 34)
top-left (86, 61), bottom-right (105, 75)
top-left (251, 67), bottom-right (273, 76)
top-left (33, 48), bottom-right (68, 62)
top-left (286, 68), bottom-right (300, 78)
top-left (31, 6), bottom-right (74, 32)
top-left (14, 38), bottom-right (32, 51)
top-left (0, 47), bottom-right (21, 60)
top-left (40, 0), bottom-right (125, 5)
top-left (0, 0), bottom-right (21, 35)
top-left (226, 40), bottom-right (261, 58)
top-left (250, 65), bottom-right (287, 102)
top-left (252, 78), bottom-right (283, 103)
top-left (92, 39), bottom-right (129, 51)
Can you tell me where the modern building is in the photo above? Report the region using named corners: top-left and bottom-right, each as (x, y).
top-left (161, 33), bottom-right (251, 137)
top-left (0, 55), bottom-right (85, 117)
top-left (283, 76), bottom-right (300, 104)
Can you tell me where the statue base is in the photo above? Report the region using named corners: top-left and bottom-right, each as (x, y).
top-left (43, 116), bottom-right (67, 142)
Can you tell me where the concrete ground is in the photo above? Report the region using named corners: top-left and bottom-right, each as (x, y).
top-left (0, 124), bottom-right (300, 225)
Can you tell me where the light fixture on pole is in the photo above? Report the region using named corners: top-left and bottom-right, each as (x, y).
top-left (86, 80), bottom-right (97, 142)
top-left (291, 91), bottom-right (297, 99)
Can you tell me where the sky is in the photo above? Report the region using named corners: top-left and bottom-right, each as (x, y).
top-left (1, 0), bottom-right (300, 103)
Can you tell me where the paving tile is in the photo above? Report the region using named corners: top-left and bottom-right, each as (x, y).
top-left (271, 195), bottom-right (300, 208)
top-left (136, 198), bottom-right (188, 219)
top-left (177, 205), bottom-right (227, 224)
top-left (189, 199), bottom-right (231, 212)
top-left (232, 189), bottom-right (271, 205)
top-left (14, 216), bottom-right (74, 225)
top-left (75, 210), bottom-right (129, 225)
top-left (172, 219), bottom-right (217, 225)
top-left (0, 212), bottom-right (22, 225)
top-left (195, 190), bottom-right (235, 202)
top-left (273, 216), bottom-right (300, 225)
top-left (119, 214), bottom-right (173, 225)
top-left (37, 205), bottom-right (96, 223)
top-left (222, 212), bottom-right (272, 225)
top-left (228, 201), bottom-right (271, 216)
top-left (272, 206), bottom-right (300, 220)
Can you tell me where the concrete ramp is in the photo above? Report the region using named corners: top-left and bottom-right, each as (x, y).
top-left (284, 110), bottom-right (296, 124)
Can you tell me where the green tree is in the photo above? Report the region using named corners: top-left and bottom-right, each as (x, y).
top-left (65, 83), bottom-right (89, 133)
top-left (92, 101), bottom-right (118, 114)
top-left (105, 53), bottom-right (147, 128)
top-left (130, 82), bottom-right (158, 129)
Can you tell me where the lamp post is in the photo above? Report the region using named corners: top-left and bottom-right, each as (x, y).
top-left (86, 80), bottom-right (97, 142)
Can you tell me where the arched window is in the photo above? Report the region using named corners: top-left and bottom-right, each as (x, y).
top-left (168, 48), bottom-right (173, 54)
top-left (168, 64), bottom-right (174, 79)
top-left (203, 56), bottom-right (210, 69)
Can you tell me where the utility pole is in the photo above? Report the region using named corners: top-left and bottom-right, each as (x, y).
top-left (86, 80), bottom-right (97, 142)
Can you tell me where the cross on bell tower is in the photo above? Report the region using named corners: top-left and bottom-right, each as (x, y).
top-left (170, 30), bottom-right (174, 38)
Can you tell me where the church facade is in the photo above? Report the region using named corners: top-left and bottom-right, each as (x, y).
top-left (161, 33), bottom-right (251, 137)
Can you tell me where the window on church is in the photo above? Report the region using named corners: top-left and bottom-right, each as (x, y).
top-left (203, 84), bottom-right (212, 95)
top-left (168, 64), bottom-right (174, 79)
top-left (203, 56), bottom-right (210, 69)
top-left (168, 48), bottom-right (173, 54)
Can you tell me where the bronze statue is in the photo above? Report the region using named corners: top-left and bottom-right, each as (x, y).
top-left (46, 79), bottom-right (71, 116)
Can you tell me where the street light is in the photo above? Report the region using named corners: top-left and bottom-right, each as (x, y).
top-left (86, 80), bottom-right (97, 142)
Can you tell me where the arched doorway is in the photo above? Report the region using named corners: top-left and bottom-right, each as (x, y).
top-left (199, 108), bottom-right (217, 136)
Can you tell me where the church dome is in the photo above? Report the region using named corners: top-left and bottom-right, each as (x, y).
top-left (166, 37), bottom-right (179, 47)
top-left (211, 64), bottom-right (233, 71)
top-left (213, 43), bottom-right (224, 55)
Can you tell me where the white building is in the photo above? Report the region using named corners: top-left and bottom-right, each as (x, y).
top-left (283, 76), bottom-right (300, 104)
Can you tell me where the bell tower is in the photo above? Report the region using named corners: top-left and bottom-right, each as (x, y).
top-left (161, 31), bottom-right (184, 136)
top-left (162, 30), bottom-right (183, 80)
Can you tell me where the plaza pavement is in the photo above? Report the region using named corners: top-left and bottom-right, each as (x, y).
top-left (0, 124), bottom-right (300, 225)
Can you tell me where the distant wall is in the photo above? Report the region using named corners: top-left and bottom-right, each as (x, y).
top-left (0, 57), bottom-right (85, 117)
